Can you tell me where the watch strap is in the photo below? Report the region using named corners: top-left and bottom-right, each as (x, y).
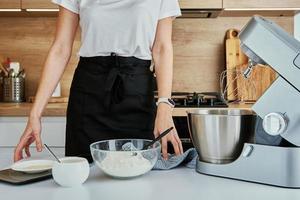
top-left (156, 97), bottom-right (175, 108)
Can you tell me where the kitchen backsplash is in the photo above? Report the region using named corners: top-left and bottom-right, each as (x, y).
top-left (0, 16), bottom-right (293, 98)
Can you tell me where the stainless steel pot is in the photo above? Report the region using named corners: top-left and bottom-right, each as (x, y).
top-left (187, 109), bottom-right (256, 164)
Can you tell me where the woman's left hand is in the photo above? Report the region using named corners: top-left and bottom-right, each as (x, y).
top-left (154, 103), bottom-right (183, 160)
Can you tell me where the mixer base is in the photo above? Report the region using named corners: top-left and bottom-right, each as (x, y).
top-left (196, 143), bottom-right (300, 188)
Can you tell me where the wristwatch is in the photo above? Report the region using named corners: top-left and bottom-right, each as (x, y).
top-left (156, 97), bottom-right (175, 108)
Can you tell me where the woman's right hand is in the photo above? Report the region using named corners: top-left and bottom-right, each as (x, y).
top-left (14, 116), bottom-right (43, 162)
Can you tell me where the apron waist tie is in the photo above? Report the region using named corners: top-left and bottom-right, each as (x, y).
top-left (104, 66), bottom-right (124, 110)
top-left (104, 53), bottom-right (151, 110)
top-left (104, 53), bottom-right (123, 110)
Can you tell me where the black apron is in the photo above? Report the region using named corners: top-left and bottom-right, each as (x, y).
top-left (65, 54), bottom-right (156, 162)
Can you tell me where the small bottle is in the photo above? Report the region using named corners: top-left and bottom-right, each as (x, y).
top-left (52, 82), bottom-right (61, 97)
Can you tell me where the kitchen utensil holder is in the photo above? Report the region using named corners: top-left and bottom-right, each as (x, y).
top-left (3, 77), bottom-right (25, 102)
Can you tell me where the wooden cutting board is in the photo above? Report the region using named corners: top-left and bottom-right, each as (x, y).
top-left (236, 64), bottom-right (276, 102)
top-left (225, 29), bottom-right (248, 101)
top-left (225, 29), bottom-right (276, 102)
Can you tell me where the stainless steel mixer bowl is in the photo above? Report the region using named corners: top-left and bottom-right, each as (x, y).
top-left (187, 109), bottom-right (256, 164)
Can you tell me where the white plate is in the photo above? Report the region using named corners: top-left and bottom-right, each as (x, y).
top-left (11, 160), bottom-right (54, 174)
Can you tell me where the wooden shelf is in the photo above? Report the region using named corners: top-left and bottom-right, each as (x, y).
top-left (0, 103), bottom-right (67, 117)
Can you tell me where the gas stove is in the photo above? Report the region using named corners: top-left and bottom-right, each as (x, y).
top-left (155, 92), bottom-right (228, 108)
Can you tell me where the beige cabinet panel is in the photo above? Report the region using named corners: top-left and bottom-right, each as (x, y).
top-left (179, 0), bottom-right (222, 9)
top-left (224, 0), bottom-right (300, 8)
top-left (22, 0), bottom-right (58, 9)
top-left (0, 0), bottom-right (20, 9)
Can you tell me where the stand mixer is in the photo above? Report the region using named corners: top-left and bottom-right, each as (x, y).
top-left (194, 16), bottom-right (300, 188)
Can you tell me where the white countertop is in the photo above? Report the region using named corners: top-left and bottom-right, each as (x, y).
top-left (1, 147), bottom-right (300, 200)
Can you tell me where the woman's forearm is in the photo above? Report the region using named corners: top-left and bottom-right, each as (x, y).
top-left (154, 44), bottom-right (174, 98)
top-left (13, 8), bottom-right (79, 161)
top-left (30, 7), bottom-right (79, 118)
top-left (30, 44), bottom-right (72, 118)
top-left (152, 29), bottom-right (183, 157)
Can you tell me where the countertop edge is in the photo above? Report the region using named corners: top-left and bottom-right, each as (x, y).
top-left (0, 103), bottom-right (253, 117)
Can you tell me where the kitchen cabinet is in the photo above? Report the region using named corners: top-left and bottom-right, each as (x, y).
top-left (0, 0), bottom-right (20, 9)
top-left (223, 0), bottom-right (300, 8)
top-left (22, 0), bottom-right (58, 9)
top-left (0, 117), bottom-right (66, 147)
top-left (179, 0), bottom-right (222, 9)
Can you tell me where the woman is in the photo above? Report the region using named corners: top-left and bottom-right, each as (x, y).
top-left (14, 0), bottom-right (183, 162)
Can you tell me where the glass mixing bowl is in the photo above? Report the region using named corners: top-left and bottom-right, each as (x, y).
top-left (90, 139), bottom-right (161, 178)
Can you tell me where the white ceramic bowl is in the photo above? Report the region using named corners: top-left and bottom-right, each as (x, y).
top-left (52, 157), bottom-right (89, 187)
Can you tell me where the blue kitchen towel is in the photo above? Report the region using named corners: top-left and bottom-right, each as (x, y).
top-left (122, 142), bottom-right (198, 170)
top-left (153, 148), bottom-right (198, 170)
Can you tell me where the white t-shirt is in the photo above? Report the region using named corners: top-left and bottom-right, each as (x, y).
top-left (52, 0), bottom-right (181, 60)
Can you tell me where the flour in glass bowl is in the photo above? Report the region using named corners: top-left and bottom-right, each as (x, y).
top-left (97, 152), bottom-right (153, 178)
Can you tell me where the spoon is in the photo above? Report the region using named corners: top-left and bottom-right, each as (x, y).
top-left (16, 69), bottom-right (25, 78)
top-left (44, 144), bottom-right (61, 163)
top-left (129, 127), bottom-right (174, 156)
top-left (8, 68), bottom-right (15, 77)
top-left (143, 127), bottom-right (174, 150)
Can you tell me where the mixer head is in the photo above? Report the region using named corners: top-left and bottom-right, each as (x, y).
top-left (240, 43), bottom-right (266, 66)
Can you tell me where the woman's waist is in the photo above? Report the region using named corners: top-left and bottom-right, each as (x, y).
top-left (78, 53), bottom-right (152, 74)
top-left (78, 50), bottom-right (153, 61)
top-left (72, 53), bottom-right (156, 96)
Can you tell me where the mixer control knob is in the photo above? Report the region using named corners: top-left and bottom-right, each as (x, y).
top-left (262, 112), bottom-right (288, 136)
